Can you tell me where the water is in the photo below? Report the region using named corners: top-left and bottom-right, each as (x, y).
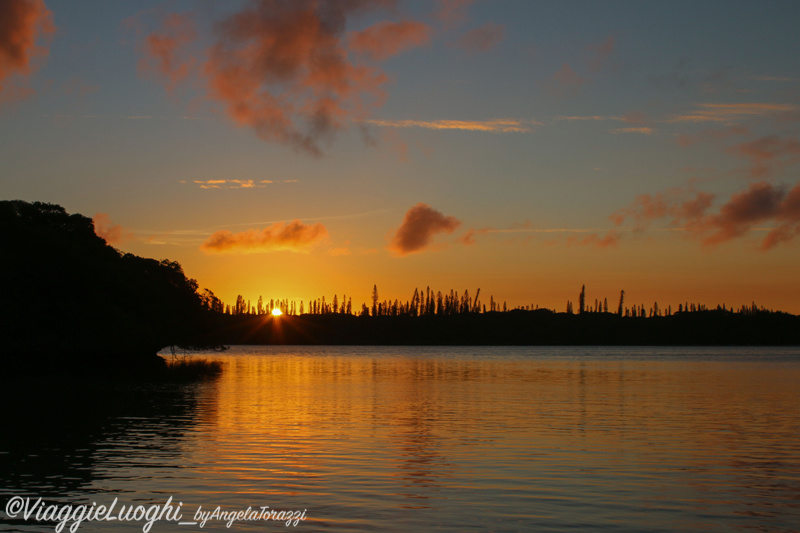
top-left (2, 346), bottom-right (799, 532)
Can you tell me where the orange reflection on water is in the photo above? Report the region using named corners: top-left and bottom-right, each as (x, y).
top-left (180, 347), bottom-right (800, 531)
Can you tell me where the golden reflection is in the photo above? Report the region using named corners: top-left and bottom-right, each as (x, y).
top-left (182, 348), bottom-right (800, 528)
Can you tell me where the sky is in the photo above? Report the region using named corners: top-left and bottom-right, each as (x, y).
top-left (2, 0), bottom-right (800, 313)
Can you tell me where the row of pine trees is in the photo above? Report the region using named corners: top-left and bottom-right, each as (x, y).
top-left (199, 284), bottom-right (777, 318)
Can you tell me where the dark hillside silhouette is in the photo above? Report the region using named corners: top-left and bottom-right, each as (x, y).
top-left (0, 200), bottom-right (215, 374)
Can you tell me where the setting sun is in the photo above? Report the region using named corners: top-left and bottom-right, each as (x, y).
top-left (271, 308), bottom-right (283, 317)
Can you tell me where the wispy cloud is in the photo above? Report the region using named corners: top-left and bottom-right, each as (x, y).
top-left (607, 181), bottom-right (800, 250)
top-left (548, 64), bottom-right (587, 98)
top-left (611, 127), bottom-right (656, 135)
top-left (365, 118), bottom-right (536, 133)
top-left (586, 36), bottom-right (615, 73)
top-left (675, 125), bottom-right (749, 147)
top-left (556, 115), bottom-right (622, 122)
top-left (726, 135), bottom-right (800, 179)
top-left (435, 0), bottom-right (474, 29)
top-left (136, 12), bottom-right (195, 93)
top-left (189, 179), bottom-right (288, 189)
top-left (668, 103), bottom-right (797, 123)
top-left (457, 23), bottom-right (505, 53)
top-left (349, 20), bottom-right (432, 61)
top-left (200, 221), bottom-right (328, 254)
top-left (135, 0), bottom-right (433, 155)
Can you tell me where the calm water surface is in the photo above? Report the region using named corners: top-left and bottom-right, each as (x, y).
top-left (1, 346), bottom-right (799, 532)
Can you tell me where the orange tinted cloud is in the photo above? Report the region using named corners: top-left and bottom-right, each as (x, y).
top-left (549, 64), bottom-right (587, 98)
top-left (137, 12), bottom-right (195, 92)
top-left (611, 188), bottom-right (715, 229)
top-left (568, 231), bottom-right (621, 248)
top-left (668, 103), bottom-right (797, 123)
top-left (138, 0), bottom-right (433, 155)
top-left (676, 125), bottom-right (749, 147)
top-left (458, 23), bottom-right (504, 53)
top-left (366, 118), bottom-right (533, 132)
top-left (610, 181), bottom-right (800, 250)
top-left (587, 36), bottom-right (615, 72)
top-left (93, 213), bottom-right (133, 245)
top-left (389, 203), bottom-right (462, 255)
top-left (611, 127), bottom-right (655, 135)
top-left (350, 20), bottom-right (431, 61)
top-left (0, 0), bottom-right (54, 97)
top-left (435, 0), bottom-right (473, 28)
top-left (200, 221), bottom-right (328, 254)
top-left (702, 181), bottom-right (799, 248)
top-left (726, 135), bottom-right (800, 179)
top-left (191, 179), bottom-right (279, 189)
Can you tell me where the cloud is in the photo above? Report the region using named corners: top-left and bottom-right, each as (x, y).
top-left (200, 220), bottom-right (328, 254)
top-left (568, 231), bottom-right (621, 248)
top-left (349, 20), bottom-right (431, 61)
top-left (611, 127), bottom-right (655, 135)
top-left (668, 103), bottom-right (797, 124)
top-left (549, 64), bottom-right (587, 98)
top-left (457, 23), bottom-right (504, 53)
top-left (458, 227), bottom-right (491, 245)
top-left (0, 0), bottom-right (54, 99)
top-left (610, 188), bottom-right (715, 229)
top-left (726, 135), bottom-right (800, 179)
top-left (365, 118), bottom-right (535, 132)
top-left (93, 213), bottom-right (133, 245)
top-left (701, 182), bottom-right (785, 246)
top-left (137, 12), bottom-right (196, 92)
top-left (675, 125), bottom-right (749, 147)
top-left (587, 36), bottom-right (615, 72)
top-left (389, 203), bottom-right (461, 255)
top-left (609, 181), bottom-right (800, 250)
top-left (190, 179), bottom-right (282, 189)
top-left (435, 0), bottom-right (473, 29)
top-left (138, 0), bottom-right (431, 155)
top-left (328, 246), bottom-right (351, 256)
top-left (555, 115), bottom-right (622, 122)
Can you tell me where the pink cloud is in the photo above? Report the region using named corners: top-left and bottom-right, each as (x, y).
top-left (389, 203), bottom-right (462, 255)
top-left (93, 213), bottom-right (133, 245)
top-left (200, 220), bottom-right (328, 254)
top-left (609, 181), bottom-right (800, 250)
top-left (137, 12), bottom-right (196, 92)
top-left (137, 0), bottom-right (430, 155)
top-left (726, 135), bottom-right (800, 179)
top-left (568, 231), bottom-right (621, 248)
top-left (350, 20), bottom-right (431, 61)
top-left (0, 0), bottom-right (54, 99)
top-left (703, 181), bottom-right (789, 247)
top-left (587, 36), bottom-right (615, 72)
top-left (549, 64), bottom-right (587, 98)
top-left (611, 188), bottom-right (715, 229)
top-left (435, 0), bottom-right (473, 29)
top-left (676, 125), bottom-right (749, 147)
top-left (457, 23), bottom-right (505, 53)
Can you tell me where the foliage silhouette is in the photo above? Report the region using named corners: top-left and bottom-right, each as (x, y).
top-left (0, 200), bottom-right (217, 374)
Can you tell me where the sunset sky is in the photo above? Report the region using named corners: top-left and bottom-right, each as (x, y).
top-left (3, 0), bottom-right (800, 313)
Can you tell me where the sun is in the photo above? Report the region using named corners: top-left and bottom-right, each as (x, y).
top-left (271, 308), bottom-right (283, 317)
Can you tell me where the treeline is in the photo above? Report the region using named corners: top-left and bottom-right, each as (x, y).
top-left (212, 283), bottom-right (786, 320)
top-left (200, 309), bottom-right (800, 346)
top-left (1, 200), bottom-right (218, 375)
